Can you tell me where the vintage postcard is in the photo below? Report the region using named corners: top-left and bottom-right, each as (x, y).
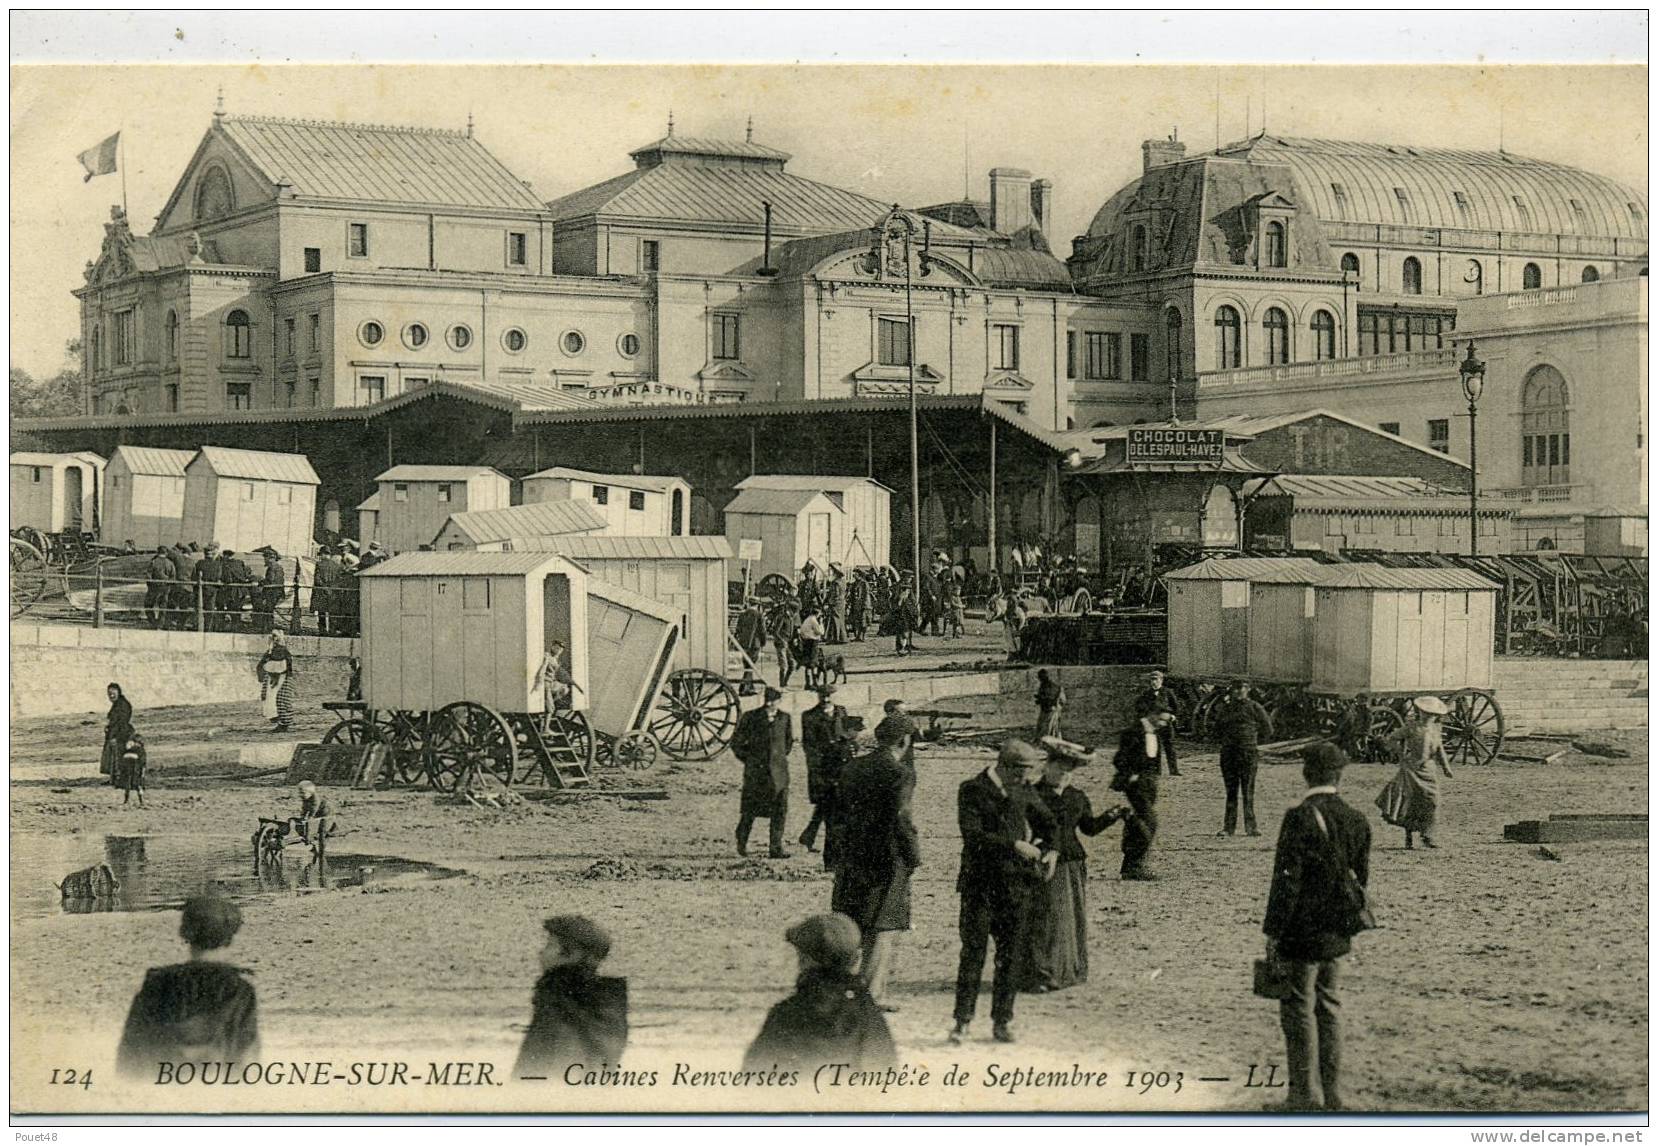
top-left (8, 13), bottom-right (1650, 1126)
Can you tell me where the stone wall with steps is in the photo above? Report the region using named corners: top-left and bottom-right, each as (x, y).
top-left (1491, 657), bottom-right (1648, 734)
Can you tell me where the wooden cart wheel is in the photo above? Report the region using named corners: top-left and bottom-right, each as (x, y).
top-left (10, 538), bottom-right (49, 619)
top-left (648, 668), bottom-right (742, 761)
top-left (1191, 688), bottom-right (1224, 740)
top-left (1446, 688), bottom-right (1505, 767)
top-left (1265, 688), bottom-right (1318, 741)
top-left (427, 701), bottom-right (517, 792)
top-left (1362, 703), bottom-right (1406, 765)
top-left (380, 711), bottom-right (431, 784)
top-left (322, 718), bottom-right (377, 746)
top-left (757, 573), bottom-right (794, 601)
top-left (1168, 679), bottom-right (1203, 736)
top-left (614, 731), bottom-right (659, 771)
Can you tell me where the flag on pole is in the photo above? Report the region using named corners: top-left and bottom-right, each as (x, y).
top-left (77, 132), bottom-right (120, 182)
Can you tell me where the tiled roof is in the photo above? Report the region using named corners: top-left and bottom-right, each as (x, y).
top-left (110, 446), bottom-right (195, 477)
top-left (545, 164), bottom-right (890, 234)
top-left (1315, 563), bottom-right (1500, 591)
top-left (218, 116), bottom-right (546, 211)
top-left (376, 465), bottom-right (507, 483)
top-left (501, 535), bottom-right (733, 560)
top-left (1162, 557), bottom-right (1326, 583)
top-left (524, 466), bottom-right (684, 494)
top-left (192, 446), bottom-right (320, 484)
top-left (724, 488), bottom-right (836, 516)
top-left (441, 500), bottom-right (608, 545)
top-left (358, 551), bottom-right (580, 578)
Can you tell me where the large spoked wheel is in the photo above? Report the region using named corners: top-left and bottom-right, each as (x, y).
top-left (756, 573), bottom-right (794, 601)
top-left (1361, 702), bottom-right (1407, 764)
top-left (1445, 689), bottom-right (1505, 766)
top-left (649, 668), bottom-right (742, 761)
top-left (11, 538), bottom-right (49, 618)
top-left (378, 711), bottom-right (432, 784)
top-left (428, 701), bottom-right (518, 792)
top-left (1190, 688), bottom-right (1225, 740)
top-left (322, 718), bottom-right (378, 746)
top-left (1264, 687), bottom-right (1317, 741)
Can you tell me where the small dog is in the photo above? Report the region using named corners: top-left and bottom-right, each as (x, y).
top-left (803, 652), bottom-right (849, 689)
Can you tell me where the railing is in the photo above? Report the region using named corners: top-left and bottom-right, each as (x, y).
top-left (1196, 348), bottom-right (1458, 391)
top-left (1487, 484), bottom-right (1580, 504)
top-left (1507, 286), bottom-right (1579, 310)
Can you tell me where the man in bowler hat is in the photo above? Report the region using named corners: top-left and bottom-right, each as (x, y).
top-left (733, 687), bottom-right (795, 858)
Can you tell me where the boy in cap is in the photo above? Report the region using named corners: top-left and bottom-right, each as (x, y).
top-left (732, 687), bottom-right (795, 858)
top-left (743, 913), bottom-right (895, 1072)
top-left (950, 739), bottom-right (1059, 1044)
top-left (514, 914), bottom-right (629, 1079)
top-left (1262, 741), bottom-right (1372, 1112)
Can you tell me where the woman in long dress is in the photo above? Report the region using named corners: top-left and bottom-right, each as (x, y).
top-left (1017, 737), bottom-right (1130, 992)
top-left (101, 682), bottom-right (133, 784)
top-left (257, 630), bottom-right (297, 733)
top-left (1376, 695), bottom-right (1455, 849)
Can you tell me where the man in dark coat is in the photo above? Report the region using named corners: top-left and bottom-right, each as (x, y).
top-left (950, 739), bottom-right (1058, 1045)
top-left (798, 684), bottom-right (853, 856)
top-left (743, 913), bottom-right (895, 1074)
top-left (312, 547), bottom-right (342, 637)
top-left (193, 544), bottom-right (224, 632)
top-left (1211, 679), bottom-right (1275, 836)
top-left (117, 896), bottom-right (259, 1078)
top-left (831, 717), bottom-right (921, 1011)
top-left (514, 915), bottom-right (628, 1080)
top-left (1263, 742), bottom-right (1372, 1112)
top-left (733, 687), bottom-right (795, 858)
top-left (734, 599), bottom-right (768, 696)
top-left (221, 550), bottom-right (256, 631)
top-left (256, 551), bottom-right (286, 632)
top-left (1133, 670), bottom-right (1183, 775)
top-left (144, 547), bottom-right (176, 629)
top-left (1110, 715), bottom-right (1167, 880)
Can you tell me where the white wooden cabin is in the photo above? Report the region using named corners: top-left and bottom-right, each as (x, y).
top-left (1163, 557), bottom-right (1325, 679)
top-left (1244, 563), bottom-right (1331, 684)
top-left (1311, 564), bottom-right (1499, 696)
top-left (431, 500), bottom-right (607, 552)
top-left (522, 466), bottom-right (692, 537)
top-left (10, 451), bottom-right (103, 535)
top-left (357, 492), bottom-right (382, 546)
top-left (102, 446), bottom-right (194, 549)
top-left (723, 487), bottom-right (844, 583)
top-left (733, 475), bottom-right (891, 569)
top-left (374, 465), bottom-right (511, 555)
top-left (181, 446), bottom-right (320, 556)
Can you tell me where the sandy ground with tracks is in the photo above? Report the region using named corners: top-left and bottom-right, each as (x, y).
top-left (9, 621), bottom-right (1649, 1115)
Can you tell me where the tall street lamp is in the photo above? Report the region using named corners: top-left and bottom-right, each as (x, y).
top-left (870, 207), bottom-right (923, 584)
top-left (1458, 341), bottom-right (1487, 557)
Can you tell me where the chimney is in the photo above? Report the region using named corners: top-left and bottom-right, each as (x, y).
top-left (1142, 132), bottom-right (1187, 174)
top-left (989, 167), bottom-right (1033, 234)
top-left (1029, 178), bottom-right (1054, 241)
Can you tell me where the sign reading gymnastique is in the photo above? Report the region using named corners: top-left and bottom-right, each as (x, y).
top-left (1125, 427), bottom-right (1225, 464)
top-left (584, 381), bottom-right (707, 405)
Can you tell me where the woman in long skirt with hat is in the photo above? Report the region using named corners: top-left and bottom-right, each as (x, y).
top-left (1016, 736), bottom-right (1132, 992)
top-left (1376, 695), bottom-right (1455, 848)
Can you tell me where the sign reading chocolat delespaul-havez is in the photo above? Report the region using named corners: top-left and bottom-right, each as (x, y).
top-left (1126, 427), bottom-right (1225, 464)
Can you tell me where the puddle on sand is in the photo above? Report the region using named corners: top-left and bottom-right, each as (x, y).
top-left (12, 834), bottom-right (461, 919)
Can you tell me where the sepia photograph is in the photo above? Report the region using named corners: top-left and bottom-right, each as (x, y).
top-left (6, 11), bottom-right (1650, 1128)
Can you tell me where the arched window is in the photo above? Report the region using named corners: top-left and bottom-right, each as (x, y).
top-left (323, 499), bottom-right (341, 534)
top-left (1523, 263), bottom-right (1542, 290)
top-left (226, 309), bottom-right (252, 359)
top-left (1402, 257), bottom-right (1422, 295)
top-left (1311, 310), bottom-right (1336, 361)
top-left (1340, 252), bottom-right (1362, 290)
top-left (1263, 307), bottom-right (1290, 365)
top-left (1582, 265), bottom-right (1601, 283)
top-left (1265, 221), bottom-right (1287, 268)
top-left (1130, 224), bottom-right (1148, 273)
top-left (1164, 308), bottom-right (1183, 378)
top-left (1464, 259), bottom-right (1483, 295)
top-left (1214, 305), bottom-right (1241, 370)
top-left (164, 309), bottom-right (178, 362)
top-left (1521, 365), bottom-right (1571, 486)
top-left (671, 488), bottom-right (685, 536)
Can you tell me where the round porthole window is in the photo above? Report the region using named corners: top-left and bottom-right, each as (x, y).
top-left (404, 323), bottom-right (428, 350)
top-left (359, 321), bottom-right (384, 347)
top-left (449, 324), bottom-right (473, 351)
top-left (502, 328), bottom-right (527, 353)
top-left (561, 330), bottom-right (586, 356)
top-left (619, 333), bottom-right (641, 358)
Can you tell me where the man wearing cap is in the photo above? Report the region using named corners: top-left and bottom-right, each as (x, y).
top-left (744, 913), bottom-right (895, 1073)
top-left (1210, 680), bottom-right (1275, 837)
top-left (950, 739), bottom-right (1059, 1044)
top-left (1110, 714), bottom-right (1169, 879)
top-left (798, 684), bottom-right (853, 856)
top-left (734, 599), bottom-right (768, 696)
top-left (514, 914), bottom-right (629, 1080)
top-left (1263, 741), bottom-right (1372, 1112)
top-left (733, 687), bottom-right (796, 858)
top-left (193, 543), bottom-right (224, 632)
top-left (1133, 670), bottom-right (1183, 776)
top-left (831, 716), bottom-right (922, 1011)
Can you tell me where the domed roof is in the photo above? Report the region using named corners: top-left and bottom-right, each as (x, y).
top-left (1215, 135), bottom-right (1645, 238)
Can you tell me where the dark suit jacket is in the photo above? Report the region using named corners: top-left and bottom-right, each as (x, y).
top-left (1133, 686), bottom-right (1181, 719)
top-left (1263, 792), bottom-right (1373, 961)
top-left (955, 770), bottom-right (1056, 898)
top-left (832, 747), bottom-right (921, 931)
top-left (734, 707), bottom-right (793, 812)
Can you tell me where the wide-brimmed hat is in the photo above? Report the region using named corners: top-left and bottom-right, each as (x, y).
top-left (1413, 695), bottom-right (1450, 716)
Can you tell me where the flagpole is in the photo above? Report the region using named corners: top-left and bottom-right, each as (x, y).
top-left (119, 129), bottom-right (128, 217)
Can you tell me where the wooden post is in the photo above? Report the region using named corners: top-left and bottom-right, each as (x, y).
top-left (749, 425), bottom-right (757, 475)
top-left (93, 559), bottom-right (104, 628)
top-left (195, 580), bottom-right (205, 633)
top-left (291, 569), bottom-right (304, 635)
top-left (987, 420), bottom-right (998, 574)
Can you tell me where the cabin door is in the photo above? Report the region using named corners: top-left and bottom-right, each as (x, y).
top-left (807, 512), bottom-right (832, 568)
top-left (63, 466), bottom-right (83, 531)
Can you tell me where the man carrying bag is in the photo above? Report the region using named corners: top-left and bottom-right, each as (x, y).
top-left (1259, 741), bottom-right (1373, 1113)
